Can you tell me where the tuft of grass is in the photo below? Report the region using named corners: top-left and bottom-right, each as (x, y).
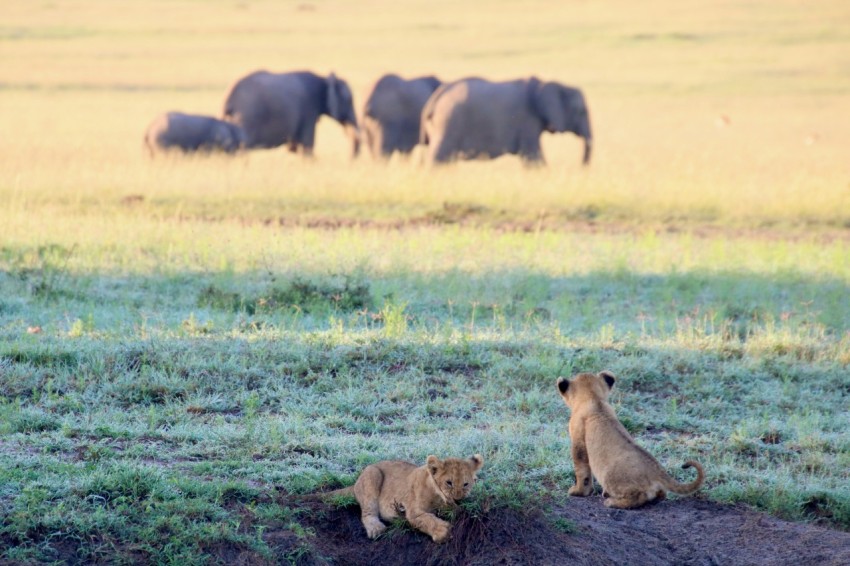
top-left (8, 410), bottom-right (61, 433)
top-left (551, 516), bottom-right (579, 534)
top-left (81, 463), bottom-right (164, 503)
top-left (325, 492), bottom-right (358, 509)
top-left (198, 275), bottom-right (372, 315)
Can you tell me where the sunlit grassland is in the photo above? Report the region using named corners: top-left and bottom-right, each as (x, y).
top-left (1, 0), bottom-right (849, 228)
top-left (2, 217), bottom-right (850, 561)
top-left (2, 0), bottom-right (850, 562)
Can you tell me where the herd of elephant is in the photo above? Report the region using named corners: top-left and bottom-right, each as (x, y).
top-left (143, 70), bottom-right (593, 166)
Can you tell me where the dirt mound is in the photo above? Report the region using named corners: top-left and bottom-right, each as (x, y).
top-left (260, 496), bottom-right (850, 566)
top-left (554, 496), bottom-right (850, 566)
top-left (266, 499), bottom-right (575, 566)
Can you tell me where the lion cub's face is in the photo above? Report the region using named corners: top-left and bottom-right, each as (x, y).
top-left (556, 371), bottom-right (616, 409)
top-left (427, 454), bottom-right (484, 504)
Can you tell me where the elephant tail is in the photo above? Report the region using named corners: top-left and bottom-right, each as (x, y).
top-left (419, 83), bottom-right (449, 146)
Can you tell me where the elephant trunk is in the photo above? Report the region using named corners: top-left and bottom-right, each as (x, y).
top-left (345, 122), bottom-right (361, 158)
top-left (582, 135), bottom-right (592, 165)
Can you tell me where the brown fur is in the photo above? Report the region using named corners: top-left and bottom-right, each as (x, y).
top-left (314, 454), bottom-right (483, 543)
top-left (556, 371), bottom-right (704, 509)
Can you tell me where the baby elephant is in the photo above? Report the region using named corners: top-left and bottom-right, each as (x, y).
top-left (144, 112), bottom-right (245, 155)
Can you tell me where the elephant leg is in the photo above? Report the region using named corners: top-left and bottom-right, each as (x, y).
top-left (380, 136), bottom-right (395, 159)
top-left (299, 122), bottom-right (317, 157)
top-left (381, 126), bottom-right (407, 158)
top-left (363, 120), bottom-right (387, 160)
top-left (375, 131), bottom-right (393, 160)
top-left (431, 136), bottom-right (456, 163)
top-left (521, 153), bottom-right (546, 167)
top-left (519, 136), bottom-right (545, 166)
top-left (363, 125), bottom-right (378, 159)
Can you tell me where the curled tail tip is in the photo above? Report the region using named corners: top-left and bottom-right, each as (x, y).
top-left (681, 460), bottom-right (705, 491)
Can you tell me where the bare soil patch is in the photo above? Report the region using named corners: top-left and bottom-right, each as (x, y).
top-left (166, 209), bottom-right (850, 243)
top-left (261, 496), bottom-right (850, 566)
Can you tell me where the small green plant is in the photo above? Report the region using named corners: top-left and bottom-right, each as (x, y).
top-left (326, 492), bottom-right (358, 508)
top-left (68, 313), bottom-right (96, 337)
top-left (551, 517), bottom-right (579, 534)
top-left (198, 284), bottom-right (247, 313)
top-left (181, 312), bottom-right (214, 335)
top-left (9, 409), bottom-right (61, 433)
top-left (381, 299), bottom-right (408, 338)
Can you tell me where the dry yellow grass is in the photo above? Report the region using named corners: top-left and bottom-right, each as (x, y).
top-left (1, 0), bottom-right (849, 230)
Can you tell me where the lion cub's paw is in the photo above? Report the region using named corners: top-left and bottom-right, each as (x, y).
top-left (430, 520), bottom-right (451, 543)
top-left (363, 517), bottom-right (387, 539)
top-left (568, 484), bottom-right (592, 497)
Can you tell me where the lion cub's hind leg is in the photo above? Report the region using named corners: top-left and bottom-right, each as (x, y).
top-left (603, 489), bottom-right (650, 509)
top-left (603, 486), bottom-right (665, 509)
top-left (353, 465), bottom-right (388, 539)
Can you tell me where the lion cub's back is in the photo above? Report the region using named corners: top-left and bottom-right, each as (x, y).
top-left (372, 460), bottom-right (419, 476)
top-left (370, 460), bottom-right (421, 494)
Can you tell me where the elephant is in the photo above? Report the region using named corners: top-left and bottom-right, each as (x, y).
top-left (144, 112), bottom-right (245, 155)
top-left (222, 70), bottom-right (360, 157)
top-left (420, 77), bottom-right (592, 166)
top-left (361, 74), bottom-right (441, 159)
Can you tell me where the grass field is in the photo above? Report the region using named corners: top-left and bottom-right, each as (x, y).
top-left (2, 0), bottom-right (850, 562)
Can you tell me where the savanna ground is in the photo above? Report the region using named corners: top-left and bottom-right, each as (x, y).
top-left (2, 0), bottom-right (850, 564)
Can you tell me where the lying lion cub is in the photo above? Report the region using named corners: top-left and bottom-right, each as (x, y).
top-left (557, 371), bottom-right (704, 509)
top-left (313, 454), bottom-right (483, 543)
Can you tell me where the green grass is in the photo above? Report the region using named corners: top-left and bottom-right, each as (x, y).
top-left (1, 226), bottom-right (849, 560)
top-left (2, 0), bottom-right (850, 561)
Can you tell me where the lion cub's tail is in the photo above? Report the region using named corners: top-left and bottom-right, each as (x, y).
top-left (662, 460), bottom-right (705, 495)
top-left (297, 486), bottom-right (355, 501)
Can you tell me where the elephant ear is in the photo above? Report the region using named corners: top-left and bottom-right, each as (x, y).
top-left (533, 81), bottom-right (569, 133)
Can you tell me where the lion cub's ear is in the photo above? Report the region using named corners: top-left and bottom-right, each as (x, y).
top-left (599, 370), bottom-right (616, 389)
top-left (557, 377), bottom-right (570, 395)
top-left (426, 455), bottom-right (442, 475)
top-left (469, 454), bottom-right (484, 471)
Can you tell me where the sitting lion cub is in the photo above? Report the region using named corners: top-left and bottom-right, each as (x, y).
top-left (316, 454), bottom-right (483, 543)
top-left (556, 371), bottom-right (704, 509)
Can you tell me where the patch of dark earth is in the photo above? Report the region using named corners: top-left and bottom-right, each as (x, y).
top-left (168, 214), bottom-right (850, 243)
top-left (5, 497), bottom-right (847, 565)
top-left (254, 496), bottom-right (850, 566)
